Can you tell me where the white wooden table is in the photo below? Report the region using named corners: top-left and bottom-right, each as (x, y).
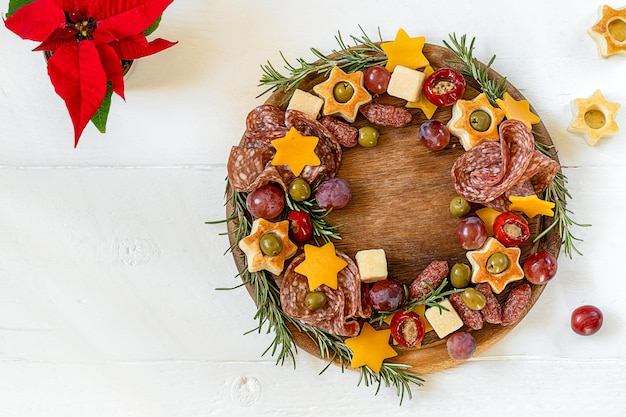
top-left (1, 1), bottom-right (625, 415)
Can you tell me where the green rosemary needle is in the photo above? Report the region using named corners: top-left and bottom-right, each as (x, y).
top-left (258, 26), bottom-right (387, 99)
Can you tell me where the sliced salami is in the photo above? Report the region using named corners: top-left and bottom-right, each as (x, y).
top-left (242, 105), bottom-right (289, 148)
top-left (449, 292), bottom-right (484, 330)
top-left (409, 260), bottom-right (449, 301)
top-left (320, 116), bottom-right (359, 148)
top-left (451, 120), bottom-right (559, 211)
top-left (280, 251), bottom-right (370, 337)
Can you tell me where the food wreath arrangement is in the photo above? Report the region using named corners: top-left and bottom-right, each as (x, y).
top-left (218, 28), bottom-right (587, 402)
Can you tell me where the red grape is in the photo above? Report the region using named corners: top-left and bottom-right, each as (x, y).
top-left (446, 331), bottom-right (477, 360)
top-left (571, 305), bottom-right (603, 336)
top-left (315, 178), bottom-right (352, 210)
top-left (523, 251), bottom-right (558, 285)
top-left (246, 184), bottom-right (285, 219)
top-left (419, 120), bottom-right (450, 151)
top-left (363, 65), bottom-right (391, 94)
top-left (369, 279), bottom-right (405, 311)
top-left (456, 216), bottom-right (487, 250)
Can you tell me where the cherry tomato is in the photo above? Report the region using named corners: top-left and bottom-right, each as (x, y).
top-left (423, 68), bottom-right (466, 106)
top-left (571, 305), bottom-right (603, 336)
top-left (456, 216), bottom-right (487, 250)
top-left (390, 311), bottom-right (425, 348)
top-left (493, 212), bottom-right (530, 247)
top-left (523, 250), bottom-right (558, 285)
top-left (363, 65), bottom-right (391, 94)
top-left (287, 211), bottom-right (313, 244)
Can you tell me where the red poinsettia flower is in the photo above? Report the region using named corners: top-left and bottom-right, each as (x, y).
top-left (5, 0), bottom-right (177, 146)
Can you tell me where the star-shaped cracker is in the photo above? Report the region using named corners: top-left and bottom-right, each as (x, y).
top-left (496, 92), bottom-right (541, 130)
top-left (467, 237), bottom-right (524, 294)
top-left (447, 93), bottom-right (505, 150)
top-left (406, 65), bottom-right (438, 119)
top-left (238, 218), bottom-right (298, 276)
top-left (509, 195), bottom-right (555, 218)
top-left (294, 242), bottom-right (348, 291)
top-left (567, 89), bottom-right (620, 146)
top-left (271, 127), bottom-right (321, 176)
top-left (312, 66), bottom-right (372, 123)
top-left (380, 28), bottom-right (429, 72)
top-left (588, 5), bottom-right (626, 57)
top-left (345, 322), bottom-right (398, 374)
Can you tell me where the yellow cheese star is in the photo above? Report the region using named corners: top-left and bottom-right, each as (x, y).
top-left (447, 93), bottom-right (505, 150)
top-left (467, 237), bottom-right (524, 294)
top-left (294, 242), bottom-right (348, 291)
top-left (312, 66), bottom-right (372, 123)
top-left (509, 195), bottom-right (555, 218)
top-left (381, 28), bottom-right (429, 72)
top-left (238, 218), bottom-right (298, 276)
top-left (271, 127), bottom-right (321, 176)
top-left (567, 89), bottom-right (620, 146)
top-left (496, 92), bottom-right (541, 130)
top-left (588, 5), bottom-right (626, 57)
top-left (406, 65), bottom-right (438, 119)
top-left (345, 322), bottom-right (398, 373)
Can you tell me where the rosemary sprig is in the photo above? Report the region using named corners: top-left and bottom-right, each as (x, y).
top-left (443, 33), bottom-right (588, 257)
top-left (258, 26), bottom-right (387, 99)
top-left (442, 33), bottom-right (507, 106)
top-left (285, 191), bottom-right (343, 244)
top-left (222, 177), bottom-right (424, 401)
top-left (369, 278), bottom-right (462, 326)
top-left (299, 323), bottom-right (424, 404)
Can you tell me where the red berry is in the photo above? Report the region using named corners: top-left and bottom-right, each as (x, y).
top-left (523, 251), bottom-right (558, 285)
top-left (571, 305), bottom-right (603, 336)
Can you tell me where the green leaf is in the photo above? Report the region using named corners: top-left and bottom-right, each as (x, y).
top-left (6, 0), bottom-right (35, 17)
top-left (90, 82), bottom-right (113, 134)
top-left (143, 15), bottom-right (162, 36)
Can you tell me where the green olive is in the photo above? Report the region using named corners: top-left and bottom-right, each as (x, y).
top-left (450, 263), bottom-right (472, 288)
top-left (461, 287), bottom-right (487, 310)
top-left (469, 110), bottom-right (492, 132)
top-left (259, 232), bottom-right (283, 257)
top-left (288, 178), bottom-right (311, 202)
top-left (304, 291), bottom-right (327, 311)
top-left (449, 195), bottom-right (471, 217)
top-left (358, 126), bottom-right (380, 147)
top-left (486, 251), bottom-right (510, 274)
top-left (333, 81), bottom-right (354, 103)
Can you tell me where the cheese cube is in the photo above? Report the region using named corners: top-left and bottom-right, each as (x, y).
top-left (387, 65), bottom-right (426, 102)
top-left (425, 299), bottom-right (464, 338)
top-left (355, 249), bottom-right (388, 283)
top-left (286, 89), bottom-right (324, 120)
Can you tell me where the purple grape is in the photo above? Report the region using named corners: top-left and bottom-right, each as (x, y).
top-left (315, 178), bottom-right (352, 210)
top-left (446, 331), bottom-right (477, 360)
top-left (369, 279), bottom-right (405, 311)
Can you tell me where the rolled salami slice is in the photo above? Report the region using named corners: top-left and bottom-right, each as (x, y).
top-left (280, 251), bottom-right (370, 337)
top-left (451, 120), bottom-right (559, 211)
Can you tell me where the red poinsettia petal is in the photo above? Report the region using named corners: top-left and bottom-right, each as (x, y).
top-left (92, 0), bottom-right (174, 39)
top-left (33, 27), bottom-right (76, 52)
top-left (112, 36), bottom-right (177, 60)
top-left (4, 0), bottom-right (66, 42)
top-left (47, 41), bottom-right (108, 146)
top-left (55, 0), bottom-right (91, 14)
top-left (95, 42), bottom-right (125, 100)
top-left (92, 27), bottom-right (117, 44)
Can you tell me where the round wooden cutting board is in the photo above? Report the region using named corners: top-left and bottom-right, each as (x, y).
top-left (227, 43), bottom-right (561, 375)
